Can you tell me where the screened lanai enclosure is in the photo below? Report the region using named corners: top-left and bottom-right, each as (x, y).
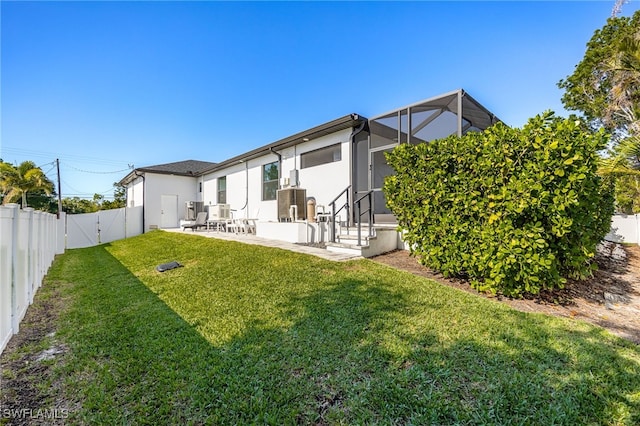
top-left (352, 89), bottom-right (500, 222)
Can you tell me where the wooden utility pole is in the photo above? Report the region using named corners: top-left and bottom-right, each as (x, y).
top-left (56, 158), bottom-right (62, 219)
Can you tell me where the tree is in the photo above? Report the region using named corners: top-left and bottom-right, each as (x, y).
top-left (100, 183), bottom-right (126, 210)
top-left (0, 161), bottom-right (55, 208)
top-left (558, 10), bottom-right (640, 138)
top-left (59, 183), bottom-right (127, 214)
top-left (559, 9), bottom-right (640, 212)
top-left (601, 25), bottom-right (640, 154)
top-left (614, 174), bottom-right (640, 213)
top-left (61, 197), bottom-right (99, 214)
top-left (113, 183), bottom-right (126, 205)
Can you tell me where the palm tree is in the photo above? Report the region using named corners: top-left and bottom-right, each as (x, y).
top-left (596, 29), bottom-right (640, 213)
top-left (602, 31), bottom-right (640, 136)
top-left (0, 161), bottom-right (54, 208)
top-left (599, 27), bottom-right (640, 173)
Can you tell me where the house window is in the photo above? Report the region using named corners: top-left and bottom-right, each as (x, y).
top-left (262, 161), bottom-right (279, 201)
top-left (217, 176), bottom-right (227, 204)
top-left (300, 143), bottom-right (342, 169)
top-left (199, 182), bottom-right (202, 193)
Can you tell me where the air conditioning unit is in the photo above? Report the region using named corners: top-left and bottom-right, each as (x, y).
top-left (207, 204), bottom-right (231, 220)
top-left (277, 188), bottom-right (306, 222)
top-left (185, 201), bottom-right (204, 220)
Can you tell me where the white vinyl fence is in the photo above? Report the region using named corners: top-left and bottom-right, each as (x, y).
top-left (1, 205), bottom-right (143, 355)
top-left (606, 213), bottom-right (640, 245)
top-left (65, 206), bottom-right (143, 249)
top-left (0, 204), bottom-right (62, 355)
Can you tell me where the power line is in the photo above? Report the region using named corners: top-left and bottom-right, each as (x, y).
top-left (1, 146), bottom-right (133, 168)
top-left (59, 176), bottom-right (118, 194)
top-left (60, 178), bottom-right (92, 196)
top-left (62, 162), bottom-right (133, 174)
top-left (42, 164), bottom-right (57, 177)
top-left (37, 160), bottom-right (56, 169)
top-left (2, 148), bottom-right (130, 200)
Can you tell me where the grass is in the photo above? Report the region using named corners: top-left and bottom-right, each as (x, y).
top-left (42, 230), bottom-right (640, 424)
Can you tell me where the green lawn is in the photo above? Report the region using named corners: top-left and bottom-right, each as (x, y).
top-left (45, 231), bottom-right (639, 424)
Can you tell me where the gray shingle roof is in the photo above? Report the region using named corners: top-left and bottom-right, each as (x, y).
top-left (138, 160), bottom-right (216, 175)
top-left (119, 160), bottom-right (216, 185)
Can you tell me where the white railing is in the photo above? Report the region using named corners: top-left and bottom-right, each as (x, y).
top-left (0, 204), bottom-right (63, 355)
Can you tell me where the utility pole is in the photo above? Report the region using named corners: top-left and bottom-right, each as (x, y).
top-left (56, 158), bottom-right (62, 219)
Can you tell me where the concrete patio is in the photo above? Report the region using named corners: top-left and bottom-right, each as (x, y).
top-left (165, 227), bottom-right (363, 262)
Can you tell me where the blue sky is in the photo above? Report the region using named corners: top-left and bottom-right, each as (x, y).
top-left (2, 1), bottom-right (640, 200)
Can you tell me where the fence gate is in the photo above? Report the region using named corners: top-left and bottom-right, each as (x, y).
top-left (98, 209), bottom-right (126, 244)
top-left (66, 208), bottom-right (129, 249)
top-left (66, 212), bottom-right (99, 249)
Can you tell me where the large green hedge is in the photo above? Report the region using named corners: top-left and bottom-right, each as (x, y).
top-left (383, 112), bottom-right (615, 297)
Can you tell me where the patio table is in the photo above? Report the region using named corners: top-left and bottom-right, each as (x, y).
top-left (206, 219), bottom-right (227, 232)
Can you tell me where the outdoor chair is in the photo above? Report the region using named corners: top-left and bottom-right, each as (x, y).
top-left (183, 211), bottom-right (208, 231)
top-left (206, 203), bottom-right (231, 232)
top-left (227, 218), bottom-right (257, 234)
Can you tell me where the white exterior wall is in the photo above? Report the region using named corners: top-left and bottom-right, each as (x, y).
top-left (202, 162), bottom-right (250, 219)
top-left (202, 174), bottom-right (218, 206)
top-left (201, 128), bottom-right (352, 223)
top-left (294, 129), bottom-right (352, 219)
top-left (248, 155), bottom-right (278, 221)
top-left (202, 156), bottom-right (281, 221)
top-left (144, 174), bottom-right (198, 230)
top-left (127, 177), bottom-right (144, 207)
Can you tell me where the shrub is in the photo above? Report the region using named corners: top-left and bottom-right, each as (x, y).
top-left (383, 112), bottom-right (615, 297)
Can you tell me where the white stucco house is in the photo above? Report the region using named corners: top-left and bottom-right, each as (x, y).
top-left (119, 89), bottom-right (499, 256)
top-left (119, 160), bottom-right (216, 232)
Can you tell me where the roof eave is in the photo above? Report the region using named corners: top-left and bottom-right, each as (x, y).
top-left (118, 171), bottom-right (138, 186)
top-left (118, 168), bottom-right (202, 186)
top-left (200, 113), bottom-right (366, 175)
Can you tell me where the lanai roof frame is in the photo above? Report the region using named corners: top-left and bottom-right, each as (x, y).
top-left (369, 88), bottom-right (501, 146)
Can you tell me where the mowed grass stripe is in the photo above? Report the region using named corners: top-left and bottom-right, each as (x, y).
top-left (45, 231), bottom-right (640, 425)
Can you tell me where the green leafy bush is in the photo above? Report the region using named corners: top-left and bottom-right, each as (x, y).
top-left (383, 112), bottom-right (615, 297)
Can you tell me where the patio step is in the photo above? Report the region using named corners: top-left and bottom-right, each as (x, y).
top-left (325, 227), bottom-right (375, 256)
top-left (336, 233), bottom-right (376, 246)
top-left (335, 225), bottom-right (375, 241)
top-left (325, 242), bottom-right (370, 257)
top-left (326, 226), bottom-right (401, 258)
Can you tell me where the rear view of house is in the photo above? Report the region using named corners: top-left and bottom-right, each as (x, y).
top-left (119, 89), bottom-right (499, 255)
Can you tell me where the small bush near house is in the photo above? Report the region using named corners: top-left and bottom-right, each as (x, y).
top-left (384, 112), bottom-right (615, 297)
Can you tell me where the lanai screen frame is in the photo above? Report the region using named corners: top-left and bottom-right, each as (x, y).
top-left (352, 89), bottom-right (500, 221)
top-left (368, 89), bottom-right (500, 145)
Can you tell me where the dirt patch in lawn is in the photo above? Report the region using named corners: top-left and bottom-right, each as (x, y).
top-left (371, 241), bottom-right (640, 344)
top-left (0, 282), bottom-right (74, 425)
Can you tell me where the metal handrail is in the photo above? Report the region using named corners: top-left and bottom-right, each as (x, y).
top-left (355, 191), bottom-right (374, 246)
top-left (328, 185), bottom-right (351, 243)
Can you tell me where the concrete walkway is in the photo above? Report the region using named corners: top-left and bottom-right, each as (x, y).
top-left (164, 228), bottom-right (362, 262)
